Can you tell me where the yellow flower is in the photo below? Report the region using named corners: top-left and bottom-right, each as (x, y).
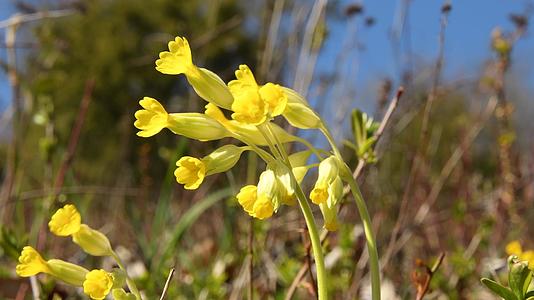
top-left (235, 170), bottom-right (278, 220)
top-left (135, 97), bottom-right (229, 140)
top-left (231, 88), bottom-right (267, 125)
top-left (237, 185), bottom-right (257, 215)
top-left (319, 203), bottom-right (339, 231)
top-left (506, 240), bottom-right (522, 256)
top-left (155, 37), bottom-right (233, 109)
top-left (134, 97), bottom-right (169, 137)
top-left (204, 103), bottom-right (297, 146)
top-left (16, 246), bottom-right (89, 286)
top-left (310, 156), bottom-right (341, 205)
top-left (49, 204), bottom-right (113, 256)
top-left (174, 145), bottom-right (249, 190)
top-left (48, 204), bottom-right (81, 236)
top-left (229, 65), bottom-right (288, 125)
top-left (83, 269), bottom-right (114, 300)
top-left (16, 246), bottom-right (50, 277)
top-left (174, 156), bottom-right (207, 190)
top-left (318, 176), bottom-right (343, 231)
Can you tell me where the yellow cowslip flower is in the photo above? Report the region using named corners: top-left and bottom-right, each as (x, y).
top-left (83, 269), bottom-right (114, 300)
top-left (174, 144), bottom-right (250, 190)
top-left (236, 169), bottom-right (282, 220)
top-left (506, 240), bottom-right (534, 269)
top-left (236, 184), bottom-right (274, 219)
top-left (310, 156), bottom-right (342, 205)
top-left (49, 205), bottom-right (113, 256)
top-left (16, 246), bottom-right (89, 286)
top-left (272, 162), bottom-right (297, 206)
top-left (204, 103), bottom-right (297, 146)
top-left (174, 156), bottom-right (206, 190)
top-left (16, 246), bottom-right (50, 277)
top-left (318, 176), bottom-right (343, 231)
top-left (49, 204), bottom-right (81, 236)
top-left (135, 97), bottom-right (229, 141)
top-left (229, 65), bottom-right (288, 125)
top-left (155, 37), bottom-right (233, 109)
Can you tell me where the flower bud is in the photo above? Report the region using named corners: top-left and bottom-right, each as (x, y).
top-left (310, 156), bottom-right (341, 205)
top-left (203, 145), bottom-right (249, 175)
top-left (283, 101), bottom-right (322, 129)
top-left (167, 113), bottom-right (229, 141)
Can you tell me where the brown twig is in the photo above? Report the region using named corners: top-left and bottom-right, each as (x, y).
top-left (52, 78), bottom-right (95, 197)
top-left (284, 87), bottom-right (404, 299)
top-left (159, 268), bottom-right (175, 300)
top-left (412, 252), bottom-right (445, 300)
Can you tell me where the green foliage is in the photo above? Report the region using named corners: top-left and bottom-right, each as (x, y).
top-left (481, 256), bottom-right (534, 300)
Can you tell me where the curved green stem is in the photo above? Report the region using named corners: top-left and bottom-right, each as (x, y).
top-left (264, 122), bottom-right (328, 300)
top-left (319, 124), bottom-right (381, 300)
top-left (112, 251), bottom-right (142, 300)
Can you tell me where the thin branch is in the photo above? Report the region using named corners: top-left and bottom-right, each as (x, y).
top-left (413, 252), bottom-right (445, 300)
top-left (159, 268), bottom-right (175, 300)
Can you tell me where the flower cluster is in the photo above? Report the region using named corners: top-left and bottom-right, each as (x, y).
top-left (506, 240), bottom-right (534, 269)
top-left (16, 204), bottom-right (138, 300)
top-left (135, 36), bottom-right (348, 230)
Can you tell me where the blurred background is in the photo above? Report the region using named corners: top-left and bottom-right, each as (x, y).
top-left (0, 0), bottom-right (533, 299)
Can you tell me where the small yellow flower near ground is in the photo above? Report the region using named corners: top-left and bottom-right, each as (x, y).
top-left (16, 246), bottom-right (50, 277)
top-left (174, 156), bottom-right (207, 190)
top-left (16, 246), bottom-right (89, 286)
top-left (155, 37), bottom-right (233, 109)
top-left (83, 269), bottom-right (114, 300)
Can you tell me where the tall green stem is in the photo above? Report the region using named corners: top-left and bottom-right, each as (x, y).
top-left (263, 123), bottom-right (328, 300)
top-left (293, 181), bottom-right (329, 300)
top-left (320, 125), bottom-right (381, 300)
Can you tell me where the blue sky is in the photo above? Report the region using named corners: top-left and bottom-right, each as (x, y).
top-left (1, 0), bottom-right (533, 112)
top-left (316, 0), bottom-right (534, 107)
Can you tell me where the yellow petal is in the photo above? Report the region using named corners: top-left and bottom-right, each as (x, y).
top-left (16, 246), bottom-right (50, 277)
top-left (175, 156), bottom-right (206, 190)
top-left (237, 185), bottom-right (257, 214)
top-left (259, 83), bottom-right (287, 116)
top-left (228, 65), bottom-right (258, 95)
top-left (83, 269), bottom-right (114, 300)
top-left (49, 204), bottom-right (82, 236)
top-left (231, 89), bottom-right (267, 125)
top-left (155, 37), bottom-right (194, 75)
top-left (506, 240), bottom-right (523, 256)
top-left (310, 185), bottom-right (328, 205)
top-left (253, 195), bottom-right (274, 220)
top-left (134, 97), bottom-right (169, 137)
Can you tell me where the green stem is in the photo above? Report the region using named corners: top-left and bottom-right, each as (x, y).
top-left (112, 251), bottom-right (142, 300)
top-left (264, 123), bottom-right (328, 299)
top-left (293, 181), bottom-right (329, 300)
top-left (320, 125), bottom-right (381, 300)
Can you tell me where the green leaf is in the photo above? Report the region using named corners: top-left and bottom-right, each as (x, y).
top-left (481, 278), bottom-right (518, 300)
top-left (509, 259), bottom-right (532, 299)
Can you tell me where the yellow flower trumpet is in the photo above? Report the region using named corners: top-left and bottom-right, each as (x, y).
top-left (83, 269), bottom-right (114, 300)
top-left (16, 246), bottom-right (89, 286)
top-left (135, 97), bottom-right (229, 141)
top-left (175, 145), bottom-right (250, 190)
top-left (156, 37), bottom-right (234, 109)
top-left (49, 204), bottom-right (113, 256)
